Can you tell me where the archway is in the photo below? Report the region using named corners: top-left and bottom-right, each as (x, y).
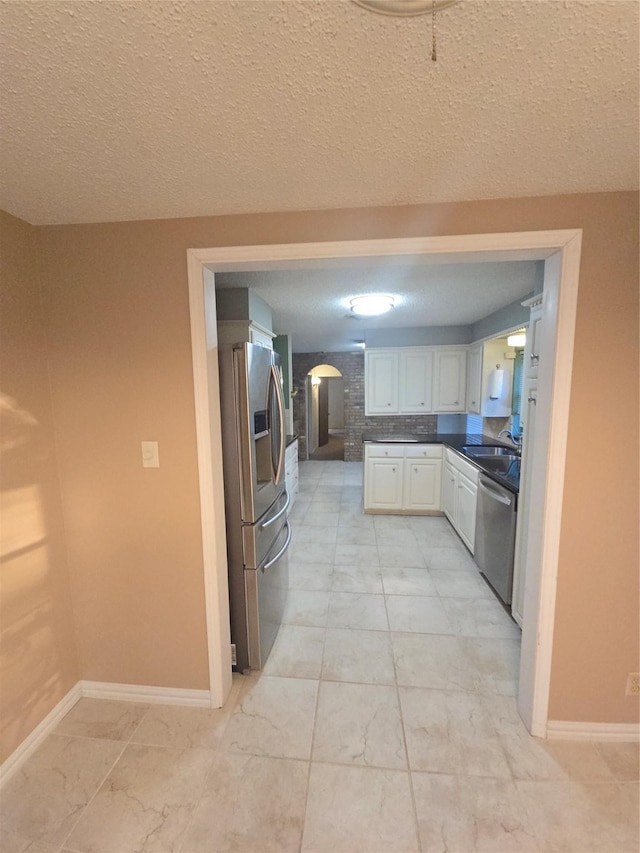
top-left (306, 364), bottom-right (344, 460)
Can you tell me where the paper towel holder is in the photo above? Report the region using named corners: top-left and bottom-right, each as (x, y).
top-left (489, 364), bottom-right (505, 400)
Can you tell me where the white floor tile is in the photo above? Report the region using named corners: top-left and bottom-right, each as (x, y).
top-left (283, 590), bottom-right (330, 627)
top-left (64, 744), bottom-right (213, 853)
top-left (400, 686), bottom-right (512, 778)
top-left (385, 594), bottom-right (454, 634)
top-left (302, 763), bottom-right (419, 852)
top-left (322, 628), bottom-right (396, 685)
top-left (9, 461), bottom-right (637, 853)
top-left (381, 566), bottom-right (438, 597)
top-left (181, 753), bottom-right (308, 852)
top-left (263, 625), bottom-right (326, 679)
top-left (225, 676), bottom-right (318, 760)
top-left (313, 682), bottom-right (406, 769)
top-left (327, 591), bottom-right (388, 631)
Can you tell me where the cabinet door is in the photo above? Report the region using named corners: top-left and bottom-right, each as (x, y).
top-left (512, 380), bottom-right (537, 624)
top-left (365, 351), bottom-right (399, 414)
top-left (442, 462), bottom-right (458, 525)
top-left (466, 344), bottom-right (482, 414)
top-left (399, 350), bottom-right (432, 413)
top-left (524, 305), bottom-right (543, 378)
top-left (365, 458), bottom-right (404, 510)
top-left (250, 325), bottom-right (274, 348)
top-left (457, 473), bottom-right (478, 553)
top-left (433, 349), bottom-right (467, 412)
top-left (403, 459), bottom-right (442, 512)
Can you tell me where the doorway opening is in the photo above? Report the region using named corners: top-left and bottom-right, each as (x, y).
top-left (187, 230), bottom-right (581, 739)
top-left (306, 365), bottom-right (345, 461)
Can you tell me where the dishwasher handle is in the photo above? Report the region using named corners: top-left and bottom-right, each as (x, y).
top-left (478, 477), bottom-right (513, 506)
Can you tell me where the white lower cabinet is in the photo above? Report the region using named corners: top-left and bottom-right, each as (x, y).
top-left (403, 458), bottom-right (442, 512)
top-left (284, 439), bottom-right (299, 513)
top-left (364, 444), bottom-right (443, 513)
top-left (456, 473), bottom-right (477, 553)
top-left (443, 461), bottom-right (457, 524)
top-left (366, 457), bottom-right (404, 510)
top-left (442, 448), bottom-right (478, 553)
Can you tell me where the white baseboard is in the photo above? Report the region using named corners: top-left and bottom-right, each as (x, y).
top-left (1, 679), bottom-right (213, 787)
top-left (0, 682), bottom-right (82, 786)
top-left (80, 680), bottom-right (212, 708)
top-left (547, 720), bottom-right (640, 742)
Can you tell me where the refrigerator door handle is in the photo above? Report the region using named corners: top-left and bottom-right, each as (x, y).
top-left (260, 489), bottom-right (290, 529)
top-left (262, 521), bottom-right (292, 572)
top-left (270, 363), bottom-right (286, 485)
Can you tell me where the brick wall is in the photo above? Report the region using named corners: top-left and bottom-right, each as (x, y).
top-left (292, 351), bottom-right (437, 462)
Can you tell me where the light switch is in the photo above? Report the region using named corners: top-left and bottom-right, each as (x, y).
top-left (141, 441), bottom-right (159, 468)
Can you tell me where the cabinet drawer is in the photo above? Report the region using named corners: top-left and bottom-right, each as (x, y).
top-left (405, 444), bottom-right (442, 459)
top-left (285, 441), bottom-right (298, 463)
top-left (365, 444), bottom-right (405, 459)
top-left (445, 448), bottom-right (479, 484)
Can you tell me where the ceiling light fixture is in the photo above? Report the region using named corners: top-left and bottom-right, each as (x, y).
top-left (350, 294), bottom-right (396, 317)
top-left (352, 0), bottom-right (459, 62)
top-left (507, 330), bottom-right (527, 348)
top-left (353, 1), bottom-right (458, 15)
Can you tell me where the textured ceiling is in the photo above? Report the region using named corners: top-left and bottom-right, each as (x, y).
top-left (216, 259), bottom-right (540, 352)
top-left (1, 0), bottom-right (638, 225)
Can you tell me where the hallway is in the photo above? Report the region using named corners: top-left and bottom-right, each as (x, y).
top-left (308, 432), bottom-right (344, 461)
top-left (0, 461), bottom-right (637, 852)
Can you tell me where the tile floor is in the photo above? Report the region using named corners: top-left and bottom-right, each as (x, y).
top-left (1, 460), bottom-right (638, 852)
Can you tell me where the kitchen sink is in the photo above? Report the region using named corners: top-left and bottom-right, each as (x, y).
top-left (463, 445), bottom-right (519, 458)
top-left (474, 456), bottom-right (520, 473)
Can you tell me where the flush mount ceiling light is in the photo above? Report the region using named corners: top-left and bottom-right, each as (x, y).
top-left (352, 0), bottom-right (460, 62)
top-left (350, 294), bottom-right (396, 317)
top-left (507, 330), bottom-right (527, 348)
top-left (353, 1), bottom-right (458, 15)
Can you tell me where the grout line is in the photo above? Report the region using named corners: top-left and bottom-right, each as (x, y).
top-left (382, 569), bottom-right (423, 853)
top-left (298, 627), bottom-right (327, 852)
top-left (57, 737), bottom-right (129, 851)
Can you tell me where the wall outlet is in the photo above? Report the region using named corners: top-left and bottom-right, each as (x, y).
top-left (625, 673), bottom-right (640, 696)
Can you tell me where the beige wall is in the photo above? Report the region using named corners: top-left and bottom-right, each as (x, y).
top-left (0, 212), bottom-right (79, 763)
top-left (4, 190), bottom-right (637, 756)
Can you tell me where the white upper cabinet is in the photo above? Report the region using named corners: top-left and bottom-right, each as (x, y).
top-left (365, 346), bottom-right (467, 416)
top-left (365, 350), bottom-right (399, 413)
top-left (466, 337), bottom-right (513, 418)
top-left (522, 294), bottom-right (543, 379)
top-left (399, 350), bottom-right (433, 413)
top-left (466, 343), bottom-right (483, 414)
top-left (432, 348), bottom-right (467, 413)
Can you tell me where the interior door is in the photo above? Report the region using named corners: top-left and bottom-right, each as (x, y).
top-left (318, 378), bottom-right (329, 446)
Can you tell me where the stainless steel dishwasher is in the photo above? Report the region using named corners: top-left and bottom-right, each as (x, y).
top-left (474, 474), bottom-right (518, 607)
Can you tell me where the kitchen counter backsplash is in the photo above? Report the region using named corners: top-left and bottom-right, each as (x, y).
top-left (363, 414), bottom-right (438, 439)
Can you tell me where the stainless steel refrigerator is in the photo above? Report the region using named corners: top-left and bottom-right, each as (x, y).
top-left (218, 342), bottom-right (291, 672)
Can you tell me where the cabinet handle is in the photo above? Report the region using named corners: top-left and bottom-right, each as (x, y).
top-left (414, 466), bottom-right (418, 473)
top-left (471, 400), bottom-right (476, 405)
top-left (530, 353), bottom-right (539, 362)
top-left (392, 466), bottom-right (396, 472)
top-left (527, 395), bottom-right (537, 405)
top-left (387, 402), bottom-right (391, 406)
top-left (420, 402), bottom-right (424, 406)
top-left (454, 400), bottom-right (459, 405)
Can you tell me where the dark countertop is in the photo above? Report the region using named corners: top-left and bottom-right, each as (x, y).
top-left (362, 432), bottom-right (520, 494)
top-left (285, 434), bottom-right (298, 448)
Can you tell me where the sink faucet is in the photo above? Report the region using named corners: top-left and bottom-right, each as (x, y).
top-left (498, 428), bottom-right (522, 449)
